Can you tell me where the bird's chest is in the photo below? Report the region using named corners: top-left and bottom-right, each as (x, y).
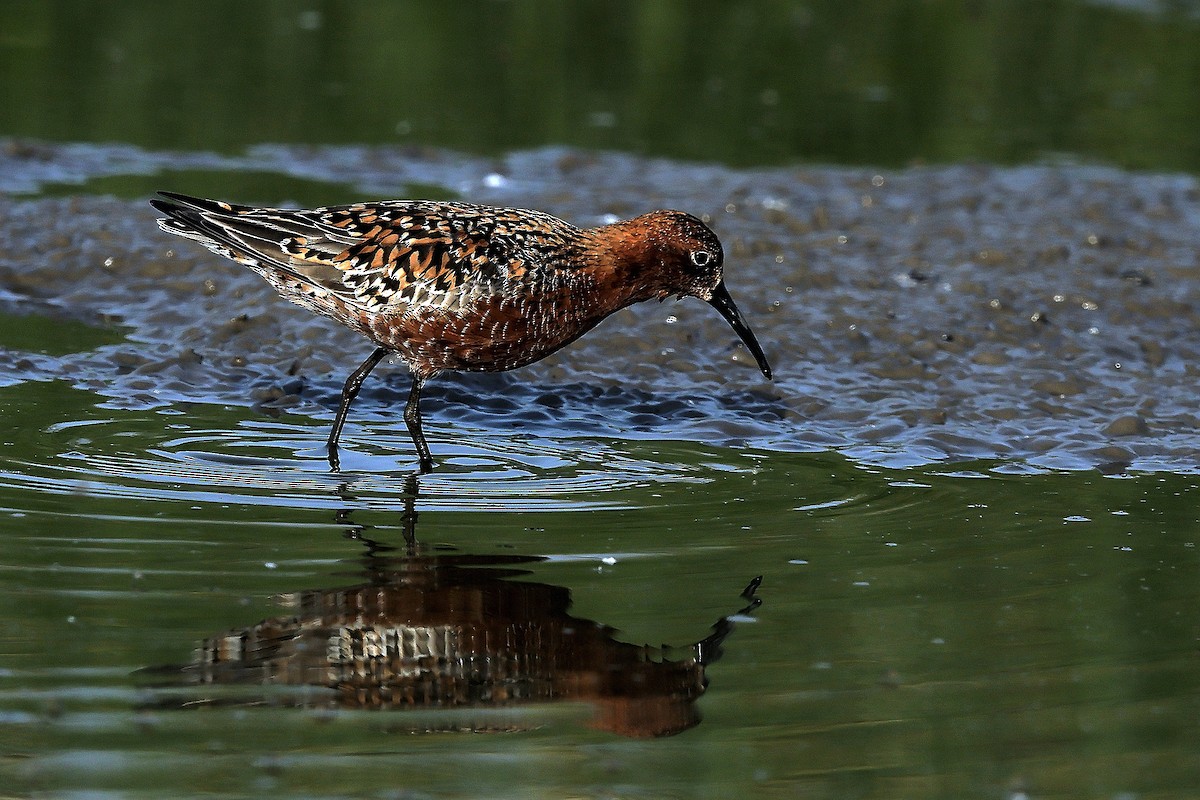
top-left (373, 278), bottom-right (617, 375)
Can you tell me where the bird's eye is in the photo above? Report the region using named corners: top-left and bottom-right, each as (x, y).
top-left (691, 249), bottom-right (712, 267)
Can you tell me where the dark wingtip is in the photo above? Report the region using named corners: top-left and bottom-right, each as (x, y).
top-left (151, 191), bottom-right (250, 216)
top-left (149, 197), bottom-right (178, 215)
top-left (150, 191), bottom-right (204, 217)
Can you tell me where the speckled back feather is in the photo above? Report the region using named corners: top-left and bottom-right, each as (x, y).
top-left (152, 193), bottom-right (589, 316)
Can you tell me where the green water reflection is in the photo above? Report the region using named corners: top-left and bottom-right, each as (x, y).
top-left (1, 382), bottom-right (1198, 797)
top-left (4, 1), bottom-right (1199, 794)
top-left (3, 0), bottom-right (1200, 171)
top-left (0, 310), bottom-right (126, 357)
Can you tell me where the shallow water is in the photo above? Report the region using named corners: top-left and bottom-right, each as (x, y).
top-left (3, 140), bottom-right (1200, 472)
top-left (4, 1), bottom-right (1200, 795)
top-left (1, 140), bottom-right (1200, 796)
top-left (3, 379), bottom-right (1200, 798)
top-left (5, 1), bottom-right (1200, 172)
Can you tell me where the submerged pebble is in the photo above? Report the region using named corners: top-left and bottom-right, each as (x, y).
top-left (1103, 415), bottom-right (1150, 437)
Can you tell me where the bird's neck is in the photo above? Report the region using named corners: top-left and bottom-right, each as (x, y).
top-left (585, 218), bottom-right (674, 305)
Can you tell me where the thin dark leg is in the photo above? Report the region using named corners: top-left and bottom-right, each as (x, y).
top-left (326, 346), bottom-right (389, 471)
top-left (400, 473), bottom-right (419, 550)
top-left (404, 375), bottom-right (433, 473)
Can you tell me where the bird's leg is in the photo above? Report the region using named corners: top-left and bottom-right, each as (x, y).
top-left (404, 375), bottom-right (433, 473)
top-left (327, 346), bottom-right (389, 471)
top-left (401, 473), bottom-right (419, 551)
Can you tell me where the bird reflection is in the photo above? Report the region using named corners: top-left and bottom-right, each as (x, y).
top-left (143, 475), bottom-right (761, 737)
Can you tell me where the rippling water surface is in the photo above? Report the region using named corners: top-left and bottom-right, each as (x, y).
top-left (2, 154), bottom-right (1200, 793)
top-left (4, 1), bottom-right (1200, 794)
top-left (6, 141), bottom-right (1200, 473)
top-left (3, 377), bottom-right (1199, 798)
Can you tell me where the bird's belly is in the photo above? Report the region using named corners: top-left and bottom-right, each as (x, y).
top-left (369, 293), bottom-right (608, 376)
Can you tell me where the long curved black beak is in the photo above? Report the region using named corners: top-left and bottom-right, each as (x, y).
top-left (707, 282), bottom-right (773, 379)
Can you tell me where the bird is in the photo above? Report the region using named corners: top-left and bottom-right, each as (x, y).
top-left (151, 192), bottom-right (773, 473)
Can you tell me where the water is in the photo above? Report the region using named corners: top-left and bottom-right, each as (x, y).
top-left (4, 1), bottom-right (1200, 171)
top-left (6, 153), bottom-right (1200, 800)
top-left (3, 382), bottom-right (1199, 797)
top-left (4, 2), bottom-right (1200, 797)
top-left (4, 147), bottom-right (1200, 473)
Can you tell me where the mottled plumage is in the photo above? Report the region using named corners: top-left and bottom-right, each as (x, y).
top-left (152, 191), bottom-right (772, 472)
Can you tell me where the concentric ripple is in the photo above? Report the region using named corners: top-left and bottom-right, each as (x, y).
top-left (1, 412), bottom-right (744, 515)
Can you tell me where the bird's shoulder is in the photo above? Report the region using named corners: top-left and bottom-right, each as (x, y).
top-left (280, 201), bottom-right (587, 310)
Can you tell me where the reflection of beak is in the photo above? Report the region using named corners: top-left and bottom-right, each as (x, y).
top-left (706, 282), bottom-right (773, 380)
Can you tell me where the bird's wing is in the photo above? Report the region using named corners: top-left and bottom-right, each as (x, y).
top-left (152, 193), bottom-right (578, 313)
